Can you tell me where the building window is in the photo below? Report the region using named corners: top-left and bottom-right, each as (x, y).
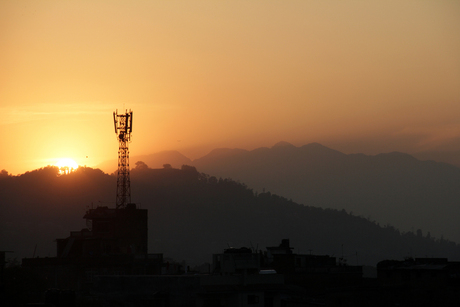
top-left (265, 297), bottom-right (274, 307)
top-left (104, 245), bottom-right (111, 253)
top-left (296, 257), bottom-right (302, 267)
top-left (85, 270), bottom-right (97, 282)
top-left (95, 221), bottom-right (109, 233)
top-left (248, 294), bottom-right (259, 304)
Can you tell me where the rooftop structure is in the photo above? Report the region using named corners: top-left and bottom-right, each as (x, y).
top-left (56, 205), bottom-right (147, 258)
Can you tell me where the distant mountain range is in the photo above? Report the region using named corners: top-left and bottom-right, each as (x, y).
top-left (1, 166), bottom-right (459, 267)
top-left (97, 150), bottom-right (193, 174)
top-left (98, 142), bottom-right (460, 244)
top-left (97, 142), bottom-right (460, 173)
top-left (412, 149), bottom-right (460, 168)
top-left (192, 142), bottom-right (460, 244)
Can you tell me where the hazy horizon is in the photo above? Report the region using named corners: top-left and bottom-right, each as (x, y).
top-left (1, 1), bottom-right (459, 175)
top-left (5, 139), bottom-right (460, 176)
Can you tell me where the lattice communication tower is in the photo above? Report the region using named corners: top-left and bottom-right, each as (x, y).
top-left (113, 109), bottom-right (133, 209)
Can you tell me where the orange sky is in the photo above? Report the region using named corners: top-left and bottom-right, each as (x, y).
top-left (1, 1), bottom-right (459, 175)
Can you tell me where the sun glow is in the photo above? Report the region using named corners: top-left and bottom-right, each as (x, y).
top-left (56, 158), bottom-right (79, 174)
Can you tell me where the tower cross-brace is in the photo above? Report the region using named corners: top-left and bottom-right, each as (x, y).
top-left (113, 109), bottom-right (133, 209)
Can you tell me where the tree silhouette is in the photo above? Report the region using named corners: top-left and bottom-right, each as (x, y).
top-left (135, 161), bottom-right (149, 170)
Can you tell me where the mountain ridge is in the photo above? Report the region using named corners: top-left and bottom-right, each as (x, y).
top-left (188, 142), bottom-right (460, 244)
top-left (1, 165), bottom-right (459, 266)
top-left (11, 141), bottom-right (460, 247)
top-left (96, 150), bottom-right (192, 173)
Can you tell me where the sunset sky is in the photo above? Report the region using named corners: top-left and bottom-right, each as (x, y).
top-left (1, 0), bottom-right (459, 175)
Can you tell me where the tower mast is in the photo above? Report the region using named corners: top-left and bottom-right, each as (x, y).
top-left (113, 109), bottom-right (133, 209)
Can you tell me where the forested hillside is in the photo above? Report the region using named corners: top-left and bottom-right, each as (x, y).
top-left (192, 142), bottom-right (460, 243)
top-left (1, 165), bottom-right (459, 266)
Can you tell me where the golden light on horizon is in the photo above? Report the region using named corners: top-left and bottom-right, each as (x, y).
top-left (56, 158), bottom-right (79, 174)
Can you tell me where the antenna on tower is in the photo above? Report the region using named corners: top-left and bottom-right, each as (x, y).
top-left (113, 109), bottom-right (133, 209)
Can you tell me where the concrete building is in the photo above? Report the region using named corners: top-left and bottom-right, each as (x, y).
top-left (56, 204), bottom-right (148, 258)
top-left (265, 239), bottom-right (363, 290)
top-left (22, 204), bottom-right (162, 292)
top-left (377, 258), bottom-right (460, 306)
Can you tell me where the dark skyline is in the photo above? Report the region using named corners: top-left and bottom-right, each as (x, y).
top-left (2, 162), bottom-right (460, 267)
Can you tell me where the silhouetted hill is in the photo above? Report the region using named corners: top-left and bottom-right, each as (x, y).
top-left (96, 150), bottom-right (192, 174)
top-left (191, 142), bottom-right (460, 243)
top-left (1, 165), bottom-right (459, 266)
top-left (272, 141), bottom-right (297, 148)
top-left (413, 149), bottom-right (460, 168)
top-left (0, 167), bottom-right (114, 259)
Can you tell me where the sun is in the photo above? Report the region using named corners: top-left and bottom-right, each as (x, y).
top-left (56, 158), bottom-right (79, 174)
